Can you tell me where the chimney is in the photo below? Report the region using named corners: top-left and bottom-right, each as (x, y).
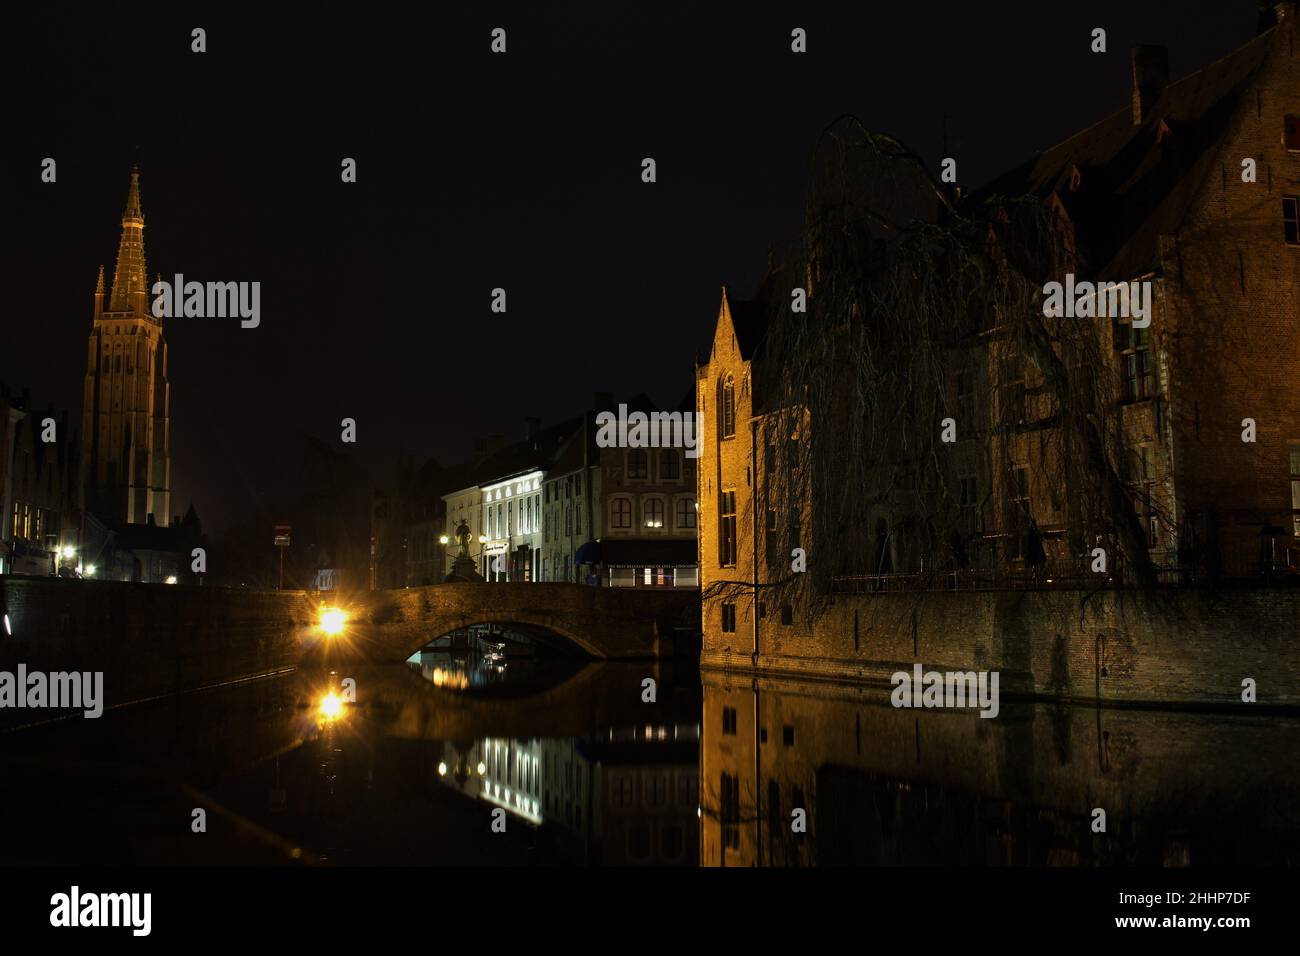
top-left (525, 416), bottom-right (541, 440)
top-left (1131, 45), bottom-right (1169, 126)
top-left (474, 434), bottom-right (505, 459)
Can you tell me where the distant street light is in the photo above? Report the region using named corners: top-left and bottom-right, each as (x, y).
top-left (319, 607), bottom-right (347, 636)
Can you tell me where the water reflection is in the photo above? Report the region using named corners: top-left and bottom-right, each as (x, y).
top-left (700, 669), bottom-right (1300, 866)
top-left (0, 659), bottom-right (702, 866)
top-left (3, 652), bottom-right (1294, 866)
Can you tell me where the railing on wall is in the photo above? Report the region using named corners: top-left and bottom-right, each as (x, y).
top-left (831, 552), bottom-right (1300, 594)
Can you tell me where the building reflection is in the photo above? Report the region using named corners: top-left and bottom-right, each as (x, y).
top-left (437, 721), bottom-right (700, 864)
top-left (700, 669), bottom-right (1300, 866)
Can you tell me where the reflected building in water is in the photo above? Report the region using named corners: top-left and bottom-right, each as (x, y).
top-left (700, 670), bottom-right (1300, 866)
top-left (438, 722), bottom-right (700, 865)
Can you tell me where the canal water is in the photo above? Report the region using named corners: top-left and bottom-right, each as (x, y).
top-left (1, 651), bottom-right (1297, 866)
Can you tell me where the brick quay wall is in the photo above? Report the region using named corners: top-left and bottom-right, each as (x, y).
top-left (0, 577), bottom-right (315, 710)
top-left (702, 587), bottom-right (1300, 708)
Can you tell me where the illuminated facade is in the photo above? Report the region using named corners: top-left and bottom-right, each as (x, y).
top-left (81, 168), bottom-right (172, 527)
top-left (480, 470), bottom-right (543, 581)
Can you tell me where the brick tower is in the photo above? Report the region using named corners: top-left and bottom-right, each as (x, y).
top-left (81, 167), bottom-right (172, 526)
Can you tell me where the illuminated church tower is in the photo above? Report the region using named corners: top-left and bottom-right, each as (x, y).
top-left (82, 167), bottom-right (172, 526)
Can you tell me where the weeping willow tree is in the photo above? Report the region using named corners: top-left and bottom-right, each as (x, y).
top-left (709, 116), bottom-right (1163, 618)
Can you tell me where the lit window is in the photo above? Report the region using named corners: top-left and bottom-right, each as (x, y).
top-left (644, 498), bottom-right (664, 529)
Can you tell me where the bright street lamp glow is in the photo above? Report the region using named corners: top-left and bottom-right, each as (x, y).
top-left (319, 607), bottom-right (347, 636)
top-left (439, 535), bottom-right (449, 545)
top-left (437, 762), bottom-right (448, 776)
top-left (61, 546), bottom-right (76, 559)
top-left (318, 692), bottom-right (343, 722)
top-left (478, 535), bottom-right (488, 544)
top-left (85, 565), bottom-right (96, 576)
top-left (165, 575), bottom-right (178, 585)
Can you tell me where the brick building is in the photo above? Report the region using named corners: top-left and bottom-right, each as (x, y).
top-left (542, 393), bottom-right (698, 587)
top-left (697, 6), bottom-right (1300, 657)
top-left (0, 385), bottom-right (81, 576)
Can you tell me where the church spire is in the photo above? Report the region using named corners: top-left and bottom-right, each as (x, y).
top-left (108, 165), bottom-right (148, 314)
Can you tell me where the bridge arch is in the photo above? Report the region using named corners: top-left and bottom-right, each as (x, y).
top-left (342, 582), bottom-right (699, 664)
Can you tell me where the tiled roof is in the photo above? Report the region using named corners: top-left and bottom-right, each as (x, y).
top-left (976, 26), bottom-right (1277, 277)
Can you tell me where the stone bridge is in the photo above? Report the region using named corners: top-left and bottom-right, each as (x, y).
top-left (323, 582), bottom-right (701, 663)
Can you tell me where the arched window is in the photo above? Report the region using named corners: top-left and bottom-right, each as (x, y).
top-left (611, 497), bottom-right (633, 530)
top-left (717, 375), bottom-right (735, 439)
top-left (644, 497), bottom-right (665, 529)
top-left (659, 450), bottom-right (681, 481)
top-left (627, 449), bottom-right (649, 480)
top-left (675, 497), bottom-right (697, 530)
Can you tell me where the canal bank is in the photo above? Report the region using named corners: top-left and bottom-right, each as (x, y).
top-left (702, 587), bottom-right (1300, 708)
top-left (0, 576), bottom-right (314, 710)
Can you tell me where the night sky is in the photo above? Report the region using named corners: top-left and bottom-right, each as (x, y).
top-left (3, 1), bottom-right (1262, 533)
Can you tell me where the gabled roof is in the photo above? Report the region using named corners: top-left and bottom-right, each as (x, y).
top-left (976, 25), bottom-right (1278, 277)
top-left (472, 416), bottom-right (584, 487)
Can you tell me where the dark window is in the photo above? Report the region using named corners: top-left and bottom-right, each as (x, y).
top-left (780, 605), bottom-right (793, 626)
top-left (959, 474), bottom-right (980, 533)
top-left (675, 498), bottom-right (697, 529)
top-left (999, 357), bottom-right (1025, 423)
top-left (717, 376), bottom-right (735, 439)
top-left (721, 602), bottom-right (736, 632)
top-left (1290, 444), bottom-right (1300, 538)
top-left (782, 725), bottom-right (795, 747)
top-left (1119, 323), bottom-right (1153, 401)
top-left (627, 825), bottom-right (652, 862)
top-left (612, 497), bottom-right (632, 529)
top-left (720, 773), bottom-right (740, 850)
top-left (661, 825), bottom-right (684, 859)
top-left (956, 365), bottom-right (977, 430)
top-left (722, 706), bottom-right (737, 735)
top-left (628, 449), bottom-right (649, 479)
top-left (719, 491), bottom-right (737, 567)
top-left (1285, 196), bottom-right (1299, 246)
top-left (1286, 115), bottom-right (1300, 151)
top-left (788, 509), bottom-right (801, 553)
top-left (659, 450), bottom-right (681, 480)
top-left (768, 780), bottom-right (782, 836)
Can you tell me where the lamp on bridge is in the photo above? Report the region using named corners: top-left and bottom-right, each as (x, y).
top-left (444, 519), bottom-right (486, 584)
